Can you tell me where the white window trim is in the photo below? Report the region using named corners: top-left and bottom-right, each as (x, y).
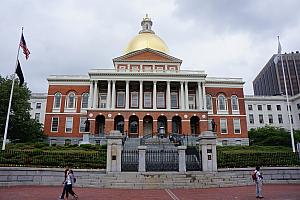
top-left (53, 93), bottom-right (62, 112)
top-left (65, 92), bottom-right (77, 112)
top-left (188, 94), bottom-right (196, 110)
top-left (217, 95), bottom-right (228, 114)
top-left (233, 119), bottom-right (241, 134)
top-left (65, 117), bottom-right (73, 133)
top-left (206, 95), bottom-right (213, 111)
top-left (99, 93), bottom-right (107, 108)
top-left (117, 92), bottom-right (125, 108)
top-left (144, 92), bottom-right (152, 108)
top-left (170, 92), bottom-right (179, 109)
top-left (220, 118), bottom-right (228, 134)
top-left (81, 93), bottom-right (89, 109)
top-left (157, 92), bottom-right (165, 109)
top-left (231, 96), bottom-right (240, 114)
top-left (79, 117), bottom-right (87, 133)
top-left (51, 117), bottom-right (59, 133)
top-left (131, 92), bottom-right (139, 108)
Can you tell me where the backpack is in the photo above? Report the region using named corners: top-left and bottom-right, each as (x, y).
top-left (251, 171), bottom-right (257, 181)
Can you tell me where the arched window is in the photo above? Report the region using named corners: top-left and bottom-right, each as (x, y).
top-left (81, 93), bottom-right (89, 108)
top-left (66, 92), bottom-right (76, 108)
top-left (231, 95), bottom-right (239, 111)
top-left (54, 92), bottom-right (62, 109)
top-left (206, 95), bottom-right (212, 110)
top-left (217, 94), bottom-right (227, 111)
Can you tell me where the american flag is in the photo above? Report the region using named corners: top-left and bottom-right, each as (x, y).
top-left (20, 33), bottom-right (30, 60)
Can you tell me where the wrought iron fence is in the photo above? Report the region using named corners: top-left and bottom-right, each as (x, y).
top-left (146, 149), bottom-right (179, 171)
top-left (217, 151), bottom-right (300, 168)
top-left (186, 146), bottom-right (202, 171)
top-left (121, 149), bottom-right (139, 172)
top-left (0, 149), bottom-right (106, 169)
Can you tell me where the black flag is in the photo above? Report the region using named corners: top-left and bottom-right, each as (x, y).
top-left (15, 60), bottom-right (24, 86)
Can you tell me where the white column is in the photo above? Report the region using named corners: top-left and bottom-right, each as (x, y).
top-left (125, 80), bottom-right (129, 109)
top-left (88, 81), bottom-right (93, 109)
top-left (93, 81), bottom-right (98, 108)
top-left (166, 81), bottom-right (171, 110)
top-left (202, 83), bottom-right (206, 110)
top-left (111, 80), bottom-right (116, 109)
top-left (180, 81), bottom-right (184, 110)
top-left (139, 80), bottom-right (143, 109)
top-left (198, 82), bottom-right (203, 110)
top-left (107, 80), bottom-right (111, 109)
top-left (185, 81), bottom-right (189, 110)
top-left (153, 81), bottom-right (157, 110)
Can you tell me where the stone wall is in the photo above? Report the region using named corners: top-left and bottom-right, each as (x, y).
top-left (0, 167), bottom-right (299, 189)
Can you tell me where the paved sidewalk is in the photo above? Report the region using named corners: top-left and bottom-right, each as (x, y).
top-left (0, 184), bottom-right (299, 200)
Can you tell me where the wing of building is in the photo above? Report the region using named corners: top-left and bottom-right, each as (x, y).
top-left (44, 16), bottom-right (249, 146)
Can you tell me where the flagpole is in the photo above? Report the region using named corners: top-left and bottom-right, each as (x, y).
top-left (278, 36), bottom-right (296, 152)
top-left (1, 27), bottom-right (23, 150)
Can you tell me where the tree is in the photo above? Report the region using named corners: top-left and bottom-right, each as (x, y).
top-left (248, 126), bottom-right (293, 147)
top-left (0, 75), bottom-right (45, 143)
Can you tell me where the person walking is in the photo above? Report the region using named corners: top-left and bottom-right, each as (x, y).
top-left (253, 166), bottom-right (264, 198)
top-left (58, 168), bottom-right (69, 200)
top-left (65, 169), bottom-right (78, 200)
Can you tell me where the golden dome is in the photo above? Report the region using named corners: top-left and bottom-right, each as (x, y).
top-left (124, 15), bottom-right (169, 54)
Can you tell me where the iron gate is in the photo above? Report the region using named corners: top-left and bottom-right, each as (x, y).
top-left (186, 146), bottom-right (202, 171)
top-left (146, 149), bottom-right (179, 171)
top-left (121, 149), bottom-right (138, 172)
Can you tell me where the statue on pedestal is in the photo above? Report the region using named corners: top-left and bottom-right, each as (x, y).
top-left (211, 119), bottom-right (217, 132)
top-left (84, 119), bottom-right (90, 132)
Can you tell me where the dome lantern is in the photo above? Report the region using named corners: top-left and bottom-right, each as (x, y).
top-left (124, 15), bottom-right (169, 54)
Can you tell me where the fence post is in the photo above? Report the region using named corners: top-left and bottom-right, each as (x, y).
top-left (138, 145), bottom-right (147, 172)
top-left (198, 131), bottom-right (217, 171)
top-left (106, 130), bottom-right (123, 173)
top-left (178, 146), bottom-right (187, 172)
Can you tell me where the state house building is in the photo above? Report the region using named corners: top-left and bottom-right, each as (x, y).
top-left (44, 16), bottom-right (249, 146)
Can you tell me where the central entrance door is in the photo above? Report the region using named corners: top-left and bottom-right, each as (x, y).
top-left (143, 116), bottom-right (153, 136)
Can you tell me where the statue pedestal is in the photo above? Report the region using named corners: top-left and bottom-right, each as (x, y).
top-left (79, 132), bottom-right (90, 145)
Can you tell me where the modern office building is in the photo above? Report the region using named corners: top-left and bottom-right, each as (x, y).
top-left (253, 51), bottom-right (300, 96)
top-left (43, 16), bottom-right (249, 146)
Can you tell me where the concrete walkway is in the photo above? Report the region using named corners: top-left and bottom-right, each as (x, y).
top-left (0, 184), bottom-right (299, 200)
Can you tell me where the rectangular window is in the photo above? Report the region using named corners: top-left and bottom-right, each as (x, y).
top-left (51, 117), bottom-right (59, 132)
top-left (276, 105), bottom-right (281, 111)
top-left (188, 94), bottom-right (196, 109)
top-left (278, 114), bottom-right (283, 124)
top-left (220, 118), bottom-right (227, 134)
top-left (257, 105), bottom-right (262, 111)
top-left (156, 92), bottom-right (165, 108)
top-left (79, 117), bottom-right (87, 132)
top-left (170, 92), bottom-right (178, 109)
top-left (248, 105), bottom-right (253, 111)
top-left (35, 113), bottom-right (40, 122)
top-left (99, 94), bottom-right (107, 108)
top-left (144, 92), bottom-right (152, 108)
top-left (297, 103), bottom-right (300, 110)
top-left (290, 115), bottom-right (293, 124)
top-left (233, 119), bottom-right (241, 134)
top-left (117, 92), bottom-right (125, 108)
top-left (249, 114), bottom-right (254, 124)
top-left (130, 92), bottom-right (139, 108)
top-left (267, 105), bottom-right (272, 111)
top-left (65, 117), bottom-right (73, 133)
top-left (206, 96), bottom-right (212, 110)
top-left (268, 114), bottom-right (273, 124)
top-left (36, 102), bottom-right (41, 109)
top-left (259, 114), bottom-right (264, 124)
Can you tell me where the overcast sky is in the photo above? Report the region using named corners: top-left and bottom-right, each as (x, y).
top-left (1, 0), bottom-right (300, 95)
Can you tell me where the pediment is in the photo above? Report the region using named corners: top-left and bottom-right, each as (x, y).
top-left (113, 48), bottom-right (182, 63)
